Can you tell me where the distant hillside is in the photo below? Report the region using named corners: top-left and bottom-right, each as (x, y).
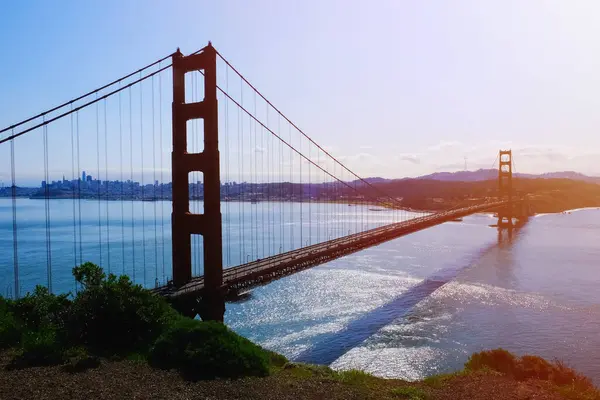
top-left (417, 169), bottom-right (497, 182)
top-left (417, 169), bottom-right (600, 184)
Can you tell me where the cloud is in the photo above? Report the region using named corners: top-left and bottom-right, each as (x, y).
top-left (398, 154), bottom-right (420, 164)
top-left (426, 140), bottom-right (461, 152)
top-left (514, 147), bottom-right (569, 162)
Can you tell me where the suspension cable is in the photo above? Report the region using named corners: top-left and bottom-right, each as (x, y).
top-left (0, 52), bottom-right (175, 135)
top-left (215, 84), bottom-right (403, 208)
top-left (0, 64), bottom-right (172, 145)
top-left (214, 51), bottom-right (404, 209)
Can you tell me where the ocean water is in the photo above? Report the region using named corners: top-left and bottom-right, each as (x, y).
top-left (1, 199), bottom-right (599, 382)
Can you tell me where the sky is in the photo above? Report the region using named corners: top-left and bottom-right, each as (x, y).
top-left (2, 0), bottom-right (600, 185)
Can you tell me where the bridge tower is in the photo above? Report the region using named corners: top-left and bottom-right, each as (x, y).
top-left (171, 43), bottom-right (224, 321)
top-left (497, 149), bottom-right (514, 229)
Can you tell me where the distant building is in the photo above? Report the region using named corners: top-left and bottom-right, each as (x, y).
top-left (86, 175), bottom-right (92, 182)
top-left (82, 171), bottom-right (86, 181)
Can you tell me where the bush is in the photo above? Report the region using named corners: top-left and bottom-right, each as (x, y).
top-left (2, 285), bottom-right (70, 355)
top-left (520, 354), bottom-right (552, 380)
top-left (465, 348), bottom-right (518, 375)
top-left (550, 360), bottom-right (593, 391)
top-left (465, 349), bottom-right (595, 391)
top-left (150, 318), bottom-right (270, 380)
top-left (11, 325), bottom-right (63, 367)
top-left (68, 262), bottom-right (179, 355)
top-left (10, 286), bottom-right (70, 334)
top-left (0, 306), bottom-right (20, 349)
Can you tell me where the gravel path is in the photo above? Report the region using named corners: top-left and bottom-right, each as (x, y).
top-left (0, 353), bottom-right (573, 399)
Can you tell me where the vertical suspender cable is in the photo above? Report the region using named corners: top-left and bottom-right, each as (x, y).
top-left (240, 79), bottom-right (246, 262)
top-left (159, 65), bottom-right (166, 283)
top-left (129, 86), bottom-right (136, 283)
top-left (254, 92), bottom-right (261, 259)
top-left (70, 107), bottom-right (77, 275)
top-left (260, 112), bottom-right (265, 257)
top-left (267, 106), bottom-right (273, 255)
top-left (278, 115), bottom-right (282, 253)
top-left (96, 98), bottom-right (102, 267)
top-left (225, 66), bottom-right (231, 267)
top-left (140, 73), bottom-right (147, 286)
top-left (299, 125), bottom-right (303, 248)
top-left (104, 99), bottom-right (111, 273)
top-left (10, 136), bottom-right (19, 299)
top-left (119, 85), bottom-right (125, 275)
top-left (289, 124), bottom-right (293, 249)
top-left (237, 83), bottom-right (242, 264)
top-left (266, 106), bottom-right (272, 255)
top-left (76, 112), bottom-right (83, 265)
top-left (43, 117), bottom-right (52, 292)
top-left (308, 143), bottom-right (311, 245)
top-left (152, 75), bottom-right (158, 286)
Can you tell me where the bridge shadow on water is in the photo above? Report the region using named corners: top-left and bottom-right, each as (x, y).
top-left (294, 226), bottom-right (521, 365)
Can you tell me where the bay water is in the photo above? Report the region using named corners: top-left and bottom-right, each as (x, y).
top-left (1, 199), bottom-right (599, 382)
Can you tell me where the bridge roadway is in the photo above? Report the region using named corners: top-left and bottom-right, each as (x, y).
top-left (154, 200), bottom-right (510, 299)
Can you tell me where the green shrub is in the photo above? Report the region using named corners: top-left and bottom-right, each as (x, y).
top-left (0, 306), bottom-right (20, 349)
top-left (2, 286), bottom-right (70, 354)
top-left (150, 318), bottom-right (270, 380)
top-left (11, 325), bottom-right (63, 367)
top-left (465, 348), bottom-right (518, 375)
top-left (10, 286), bottom-right (71, 334)
top-left (520, 354), bottom-right (552, 380)
top-left (68, 263), bottom-right (179, 355)
top-left (550, 360), bottom-right (593, 391)
top-left (465, 349), bottom-right (595, 392)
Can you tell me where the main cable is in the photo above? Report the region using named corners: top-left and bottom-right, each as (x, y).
top-left (0, 64), bottom-right (172, 145)
top-left (0, 52), bottom-right (176, 135)
top-left (216, 86), bottom-right (405, 209)
top-left (214, 51), bottom-right (403, 209)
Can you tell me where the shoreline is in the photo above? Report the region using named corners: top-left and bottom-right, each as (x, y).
top-left (3, 196), bottom-right (600, 216)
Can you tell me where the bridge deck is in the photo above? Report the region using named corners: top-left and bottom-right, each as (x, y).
top-left (154, 201), bottom-right (508, 299)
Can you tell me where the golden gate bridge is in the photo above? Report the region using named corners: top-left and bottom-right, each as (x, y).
top-left (0, 43), bottom-right (529, 321)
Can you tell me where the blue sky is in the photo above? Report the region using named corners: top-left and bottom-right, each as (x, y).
top-left (2, 1), bottom-right (600, 185)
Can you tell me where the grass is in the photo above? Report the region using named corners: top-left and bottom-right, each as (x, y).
top-left (284, 363), bottom-right (337, 379)
top-left (422, 373), bottom-right (458, 389)
top-left (335, 369), bottom-right (378, 386)
top-left (391, 386), bottom-right (429, 399)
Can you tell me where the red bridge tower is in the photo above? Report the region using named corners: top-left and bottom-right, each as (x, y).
top-left (171, 44), bottom-right (224, 322)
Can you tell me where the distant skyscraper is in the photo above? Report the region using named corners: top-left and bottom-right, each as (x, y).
top-left (82, 171), bottom-right (86, 182)
top-left (86, 175), bottom-right (92, 182)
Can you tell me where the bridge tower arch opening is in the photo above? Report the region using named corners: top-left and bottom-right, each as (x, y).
top-left (497, 149), bottom-right (514, 229)
top-left (171, 43), bottom-right (224, 322)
